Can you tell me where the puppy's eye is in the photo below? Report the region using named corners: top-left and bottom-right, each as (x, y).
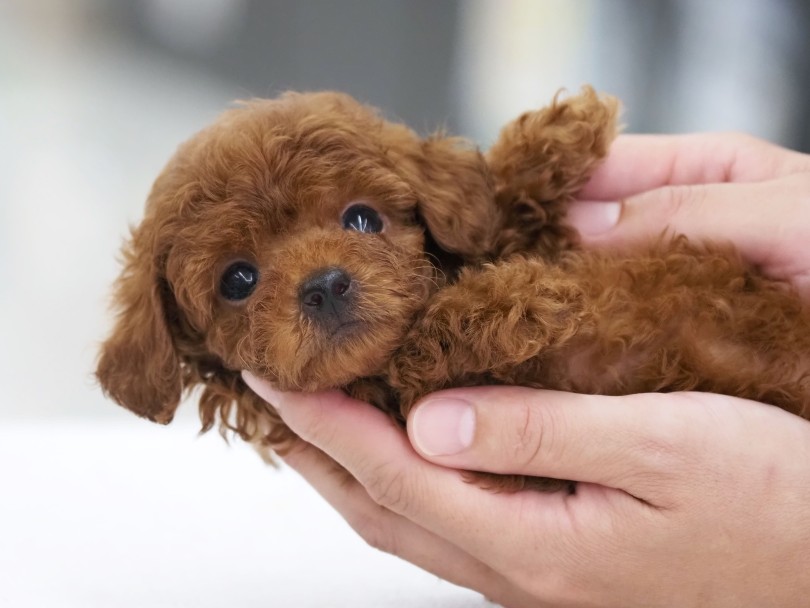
top-left (220, 262), bottom-right (259, 301)
top-left (341, 204), bottom-right (383, 234)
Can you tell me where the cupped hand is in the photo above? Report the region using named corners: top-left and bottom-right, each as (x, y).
top-left (243, 376), bottom-right (810, 607)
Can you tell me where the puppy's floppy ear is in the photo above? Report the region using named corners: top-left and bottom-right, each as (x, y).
top-left (389, 132), bottom-right (500, 260)
top-left (96, 224), bottom-right (182, 424)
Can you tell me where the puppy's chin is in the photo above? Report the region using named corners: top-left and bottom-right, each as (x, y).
top-left (279, 317), bottom-right (410, 391)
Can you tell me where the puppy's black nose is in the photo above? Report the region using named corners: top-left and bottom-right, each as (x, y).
top-left (299, 267), bottom-right (353, 323)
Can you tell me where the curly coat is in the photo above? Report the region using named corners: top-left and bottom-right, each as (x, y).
top-left (96, 88), bottom-right (810, 490)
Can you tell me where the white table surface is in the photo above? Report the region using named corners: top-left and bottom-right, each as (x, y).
top-left (0, 420), bottom-right (489, 608)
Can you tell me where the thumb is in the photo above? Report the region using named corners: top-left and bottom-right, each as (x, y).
top-left (568, 173), bottom-right (810, 282)
top-left (407, 386), bottom-right (747, 502)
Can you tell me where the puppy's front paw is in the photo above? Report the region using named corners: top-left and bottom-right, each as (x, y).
top-left (386, 282), bottom-right (505, 414)
top-left (387, 259), bottom-right (585, 416)
top-left (386, 311), bottom-right (461, 416)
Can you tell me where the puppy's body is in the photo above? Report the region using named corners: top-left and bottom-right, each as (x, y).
top-left (97, 89), bottom-right (810, 489)
top-left (385, 242), bottom-right (810, 413)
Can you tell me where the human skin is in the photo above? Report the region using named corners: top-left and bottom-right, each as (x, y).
top-left (243, 133), bottom-right (810, 607)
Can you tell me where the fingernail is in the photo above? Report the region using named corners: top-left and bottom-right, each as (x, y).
top-left (410, 398), bottom-right (475, 456)
top-left (241, 370), bottom-right (285, 410)
top-left (568, 201), bottom-right (621, 235)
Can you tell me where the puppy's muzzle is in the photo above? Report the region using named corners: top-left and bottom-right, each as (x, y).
top-left (299, 267), bottom-right (357, 335)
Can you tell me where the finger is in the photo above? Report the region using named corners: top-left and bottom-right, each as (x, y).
top-left (241, 372), bottom-right (571, 572)
top-left (243, 375), bottom-right (505, 531)
top-left (569, 174), bottom-right (810, 295)
top-left (281, 439), bottom-right (536, 606)
top-left (578, 133), bottom-right (810, 201)
top-left (407, 387), bottom-right (749, 504)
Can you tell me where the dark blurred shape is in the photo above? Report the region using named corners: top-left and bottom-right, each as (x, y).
top-left (594, 0), bottom-right (810, 152)
top-left (110, 0), bottom-right (810, 149)
top-left (116, 0), bottom-right (462, 133)
top-left (788, 0), bottom-right (810, 152)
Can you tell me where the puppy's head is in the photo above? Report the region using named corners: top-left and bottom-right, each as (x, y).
top-left (96, 92), bottom-right (500, 440)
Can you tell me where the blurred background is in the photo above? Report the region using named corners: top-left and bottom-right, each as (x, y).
top-left (1, 1), bottom-right (809, 606)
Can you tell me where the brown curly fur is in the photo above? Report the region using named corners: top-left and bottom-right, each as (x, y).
top-left (96, 88), bottom-right (810, 490)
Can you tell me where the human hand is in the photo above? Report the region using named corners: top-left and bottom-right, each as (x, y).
top-left (243, 376), bottom-right (810, 607)
top-left (569, 132), bottom-right (810, 297)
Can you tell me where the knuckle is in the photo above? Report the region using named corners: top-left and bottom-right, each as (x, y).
top-left (625, 394), bottom-right (702, 471)
top-left (363, 462), bottom-right (412, 513)
top-left (510, 398), bottom-right (558, 469)
top-left (659, 183), bottom-right (705, 221)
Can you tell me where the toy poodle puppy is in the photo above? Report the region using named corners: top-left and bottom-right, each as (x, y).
top-left (97, 88), bottom-right (810, 490)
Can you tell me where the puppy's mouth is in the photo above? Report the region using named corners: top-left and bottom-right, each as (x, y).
top-left (327, 319), bottom-right (363, 339)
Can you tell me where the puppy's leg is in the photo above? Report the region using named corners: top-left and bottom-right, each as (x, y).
top-left (386, 257), bottom-right (590, 415)
top-left (487, 87), bottom-right (619, 258)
